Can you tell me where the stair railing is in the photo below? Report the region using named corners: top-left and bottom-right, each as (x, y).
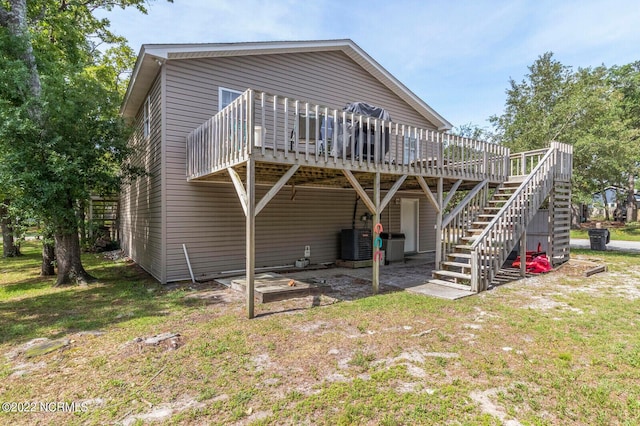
top-left (440, 179), bottom-right (490, 263)
top-left (469, 145), bottom-right (557, 291)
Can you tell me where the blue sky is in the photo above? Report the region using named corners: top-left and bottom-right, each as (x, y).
top-left (98, 0), bottom-right (640, 129)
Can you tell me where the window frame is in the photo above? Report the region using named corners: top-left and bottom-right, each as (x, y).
top-left (218, 87), bottom-right (243, 111)
top-left (403, 134), bottom-right (417, 165)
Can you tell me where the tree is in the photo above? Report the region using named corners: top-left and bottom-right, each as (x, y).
top-left (0, 25), bottom-right (32, 257)
top-left (0, 199), bottom-right (21, 257)
top-left (0, 0), bottom-right (166, 285)
top-left (609, 62), bottom-right (640, 222)
top-left (490, 52), bottom-right (575, 152)
top-left (490, 53), bottom-right (638, 219)
top-left (454, 122), bottom-right (495, 142)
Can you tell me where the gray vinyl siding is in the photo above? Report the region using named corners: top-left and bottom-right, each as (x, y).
top-left (165, 185), bottom-right (434, 280)
top-left (162, 50), bottom-right (440, 282)
top-left (120, 75), bottom-right (164, 281)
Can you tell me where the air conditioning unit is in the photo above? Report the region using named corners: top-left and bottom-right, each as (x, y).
top-left (341, 229), bottom-right (372, 261)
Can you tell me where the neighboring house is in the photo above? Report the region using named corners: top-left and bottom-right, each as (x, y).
top-left (591, 186), bottom-right (640, 219)
top-left (120, 39), bottom-right (572, 316)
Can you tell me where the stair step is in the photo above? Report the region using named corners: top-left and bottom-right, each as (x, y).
top-left (466, 229), bottom-right (485, 235)
top-left (442, 261), bottom-right (471, 269)
top-left (483, 206), bottom-right (502, 211)
top-left (447, 252), bottom-right (472, 259)
top-left (478, 214), bottom-right (496, 218)
top-left (428, 278), bottom-right (473, 291)
top-left (460, 236), bottom-right (478, 243)
top-left (472, 221), bottom-right (492, 227)
top-left (433, 270), bottom-right (472, 280)
top-left (453, 244), bottom-right (473, 251)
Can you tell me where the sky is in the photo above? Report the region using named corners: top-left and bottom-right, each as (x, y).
top-left (97, 0), bottom-right (640, 129)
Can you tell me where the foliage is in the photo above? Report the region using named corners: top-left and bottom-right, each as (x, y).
top-left (0, 0), bottom-right (167, 282)
top-left (454, 122), bottom-right (494, 142)
top-left (490, 53), bottom-right (640, 203)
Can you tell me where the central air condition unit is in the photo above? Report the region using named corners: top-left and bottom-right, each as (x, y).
top-left (341, 229), bottom-right (372, 261)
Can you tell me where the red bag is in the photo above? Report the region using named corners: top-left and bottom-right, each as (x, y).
top-left (512, 254), bottom-right (551, 273)
top-left (528, 255), bottom-right (551, 273)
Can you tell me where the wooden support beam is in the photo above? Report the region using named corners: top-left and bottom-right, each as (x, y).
top-left (416, 176), bottom-right (440, 213)
top-left (228, 167), bottom-right (248, 217)
top-left (372, 172), bottom-right (381, 294)
top-left (255, 165), bottom-right (299, 216)
top-left (245, 158), bottom-right (256, 319)
top-left (379, 175), bottom-right (407, 213)
top-left (435, 177), bottom-right (443, 269)
top-left (342, 169), bottom-right (376, 213)
top-left (519, 231), bottom-right (527, 278)
top-left (442, 179), bottom-right (463, 211)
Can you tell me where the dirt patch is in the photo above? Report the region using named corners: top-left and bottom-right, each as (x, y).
top-left (120, 395), bottom-right (205, 426)
top-left (470, 388), bottom-right (523, 426)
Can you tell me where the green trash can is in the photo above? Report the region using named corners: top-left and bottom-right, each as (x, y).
top-left (588, 229), bottom-right (609, 250)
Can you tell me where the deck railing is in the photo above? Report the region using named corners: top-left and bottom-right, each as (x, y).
top-left (469, 142), bottom-right (572, 291)
top-left (509, 148), bottom-right (548, 178)
top-left (186, 89), bottom-right (510, 181)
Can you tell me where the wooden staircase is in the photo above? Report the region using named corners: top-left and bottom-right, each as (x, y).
top-left (430, 180), bottom-right (520, 290)
top-left (429, 141), bottom-right (573, 293)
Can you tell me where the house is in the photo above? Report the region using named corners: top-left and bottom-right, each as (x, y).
top-left (120, 39), bottom-right (573, 317)
top-left (591, 186), bottom-right (640, 220)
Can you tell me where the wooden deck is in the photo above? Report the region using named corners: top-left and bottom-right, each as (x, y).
top-left (186, 89), bottom-right (510, 188)
top-left (184, 89), bottom-right (573, 318)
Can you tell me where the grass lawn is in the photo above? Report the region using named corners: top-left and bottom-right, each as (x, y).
top-left (1, 242), bottom-right (640, 425)
top-left (571, 221), bottom-right (640, 242)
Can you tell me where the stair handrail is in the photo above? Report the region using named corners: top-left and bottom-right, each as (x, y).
top-left (440, 179), bottom-right (490, 263)
top-left (441, 179), bottom-right (490, 228)
top-left (469, 145), bottom-right (557, 291)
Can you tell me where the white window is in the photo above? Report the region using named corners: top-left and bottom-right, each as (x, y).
top-left (403, 135), bottom-right (417, 164)
top-left (143, 96), bottom-right (151, 138)
top-left (218, 87), bottom-right (243, 111)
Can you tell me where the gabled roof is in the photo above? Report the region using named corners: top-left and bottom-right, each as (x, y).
top-left (121, 39), bottom-right (452, 130)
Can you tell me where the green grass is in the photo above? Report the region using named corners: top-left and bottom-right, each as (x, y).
top-left (1, 242), bottom-right (640, 425)
top-left (571, 221), bottom-right (640, 241)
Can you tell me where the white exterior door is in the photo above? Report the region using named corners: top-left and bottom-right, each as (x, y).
top-left (401, 199), bottom-right (419, 253)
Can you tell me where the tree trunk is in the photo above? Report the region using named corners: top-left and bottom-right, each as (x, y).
top-left (627, 174), bottom-right (638, 223)
top-left (1, 0), bottom-right (42, 102)
top-left (54, 230), bottom-right (93, 286)
top-left (1, 200), bottom-right (20, 257)
top-left (41, 240), bottom-right (55, 276)
top-left (601, 190), bottom-right (610, 221)
top-left (570, 203), bottom-right (582, 228)
top-left (77, 199), bottom-right (87, 248)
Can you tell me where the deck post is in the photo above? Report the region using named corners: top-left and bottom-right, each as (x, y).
top-left (435, 177), bottom-right (443, 269)
top-left (372, 172), bottom-right (381, 294)
top-left (246, 90), bottom-right (256, 319)
top-left (246, 158), bottom-right (256, 319)
top-left (548, 185), bottom-right (555, 263)
top-left (519, 229), bottom-right (527, 278)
